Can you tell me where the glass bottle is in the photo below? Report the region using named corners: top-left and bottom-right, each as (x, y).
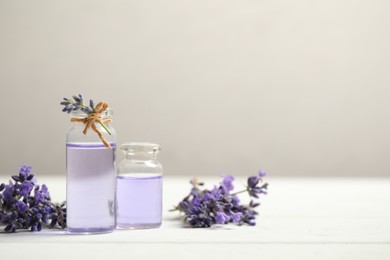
top-left (66, 109), bottom-right (116, 234)
top-left (116, 142), bottom-right (163, 229)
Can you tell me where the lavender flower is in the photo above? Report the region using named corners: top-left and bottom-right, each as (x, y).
top-left (60, 94), bottom-right (94, 114)
top-left (232, 212), bottom-right (243, 224)
top-left (220, 175), bottom-right (234, 194)
top-left (215, 211), bottom-right (228, 224)
top-left (0, 164), bottom-right (67, 232)
top-left (20, 181), bottom-right (34, 198)
top-left (258, 169), bottom-right (266, 178)
top-left (172, 170), bottom-right (268, 227)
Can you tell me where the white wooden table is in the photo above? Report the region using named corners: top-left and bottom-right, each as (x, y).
top-left (1, 176), bottom-right (389, 259)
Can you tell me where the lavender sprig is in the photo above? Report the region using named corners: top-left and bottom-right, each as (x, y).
top-left (60, 94), bottom-right (111, 135)
top-left (0, 165), bottom-right (67, 232)
top-left (60, 94), bottom-right (94, 114)
top-left (172, 170), bottom-right (268, 227)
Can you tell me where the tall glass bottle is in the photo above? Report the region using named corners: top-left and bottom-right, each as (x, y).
top-left (66, 109), bottom-right (116, 234)
top-left (116, 142), bottom-right (163, 229)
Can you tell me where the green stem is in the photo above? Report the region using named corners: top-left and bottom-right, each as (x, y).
top-left (231, 189), bottom-right (249, 196)
top-left (99, 121), bottom-right (111, 135)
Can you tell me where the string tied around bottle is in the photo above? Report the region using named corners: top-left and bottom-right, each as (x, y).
top-left (70, 101), bottom-right (112, 149)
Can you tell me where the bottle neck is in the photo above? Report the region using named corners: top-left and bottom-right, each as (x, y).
top-left (120, 142), bottom-right (161, 161)
top-left (125, 153), bottom-right (157, 161)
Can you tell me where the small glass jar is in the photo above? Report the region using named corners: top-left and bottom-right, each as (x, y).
top-left (116, 142), bottom-right (163, 229)
top-left (66, 109), bottom-right (116, 234)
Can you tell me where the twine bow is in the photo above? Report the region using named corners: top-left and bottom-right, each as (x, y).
top-left (71, 101), bottom-right (112, 148)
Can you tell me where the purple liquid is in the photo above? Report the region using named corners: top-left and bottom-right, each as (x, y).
top-left (66, 143), bottom-right (116, 233)
top-left (116, 174), bottom-right (162, 228)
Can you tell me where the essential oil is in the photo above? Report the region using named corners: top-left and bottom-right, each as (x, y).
top-left (66, 143), bottom-right (116, 233)
top-left (117, 174), bottom-right (162, 228)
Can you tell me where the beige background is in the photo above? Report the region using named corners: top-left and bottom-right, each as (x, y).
top-left (0, 0), bottom-right (389, 177)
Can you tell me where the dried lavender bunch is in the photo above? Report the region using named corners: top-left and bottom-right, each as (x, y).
top-left (60, 94), bottom-right (111, 135)
top-left (60, 94), bottom-right (96, 114)
top-left (0, 165), bottom-right (66, 232)
top-left (172, 171), bottom-right (268, 227)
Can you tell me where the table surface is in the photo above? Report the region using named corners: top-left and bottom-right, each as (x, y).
top-left (1, 176), bottom-right (389, 260)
